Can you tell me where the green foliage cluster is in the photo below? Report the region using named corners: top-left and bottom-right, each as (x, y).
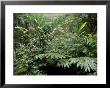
top-left (14, 13), bottom-right (97, 75)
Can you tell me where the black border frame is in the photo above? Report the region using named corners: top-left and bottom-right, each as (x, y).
top-left (0, 0), bottom-right (109, 88)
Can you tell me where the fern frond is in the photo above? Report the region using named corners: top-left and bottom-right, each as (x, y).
top-left (69, 57), bottom-right (96, 72)
top-left (46, 53), bottom-right (66, 59)
top-left (35, 54), bottom-right (46, 60)
top-left (35, 53), bottom-right (66, 60)
top-left (57, 59), bottom-right (70, 68)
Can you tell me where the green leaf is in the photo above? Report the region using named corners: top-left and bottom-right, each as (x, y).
top-left (79, 22), bottom-right (87, 31)
top-left (69, 57), bottom-right (97, 72)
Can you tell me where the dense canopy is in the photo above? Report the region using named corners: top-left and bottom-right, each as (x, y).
top-left (14, 13), bottom-right (97, 75)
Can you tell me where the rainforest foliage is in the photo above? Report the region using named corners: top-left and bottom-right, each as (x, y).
top-left (14, 13), bottom-right (97, 75)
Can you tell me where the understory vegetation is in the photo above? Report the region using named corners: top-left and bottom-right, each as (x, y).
top-left (14, 13), bottom-right (97, 75)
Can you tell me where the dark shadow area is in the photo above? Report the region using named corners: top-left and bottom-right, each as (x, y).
top-left (40, 65), bottom-right (89, 75)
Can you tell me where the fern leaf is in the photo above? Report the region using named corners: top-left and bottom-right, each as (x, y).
top-left (35, 53), bottom-right (65, 60)
top-left (57, 59), bottom-right (70, 68)
top-left (69, 57), bottom-right (96, 72)
top-left (34, 54), bottom-right (46, 60)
